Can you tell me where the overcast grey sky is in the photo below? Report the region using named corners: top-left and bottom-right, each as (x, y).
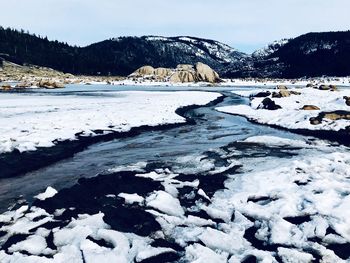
top-left (1, 0), bottom-right (349, 53)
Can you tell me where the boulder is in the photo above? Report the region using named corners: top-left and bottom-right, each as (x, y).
top-left (318, 85), bottom-right (330, 90)
top-left (306, 83), bottom-right (313, 88)
top-left (195, 62), bottom-right (221, 83)
top-left (344, 96), bottom-right (350, 106)
top-left (323, 111), bottom-right (350, 121)
top-left (318, 84), bottom-right (337, 91)
top-left (301, 105), bottom-right (320, 110)
top-left (169, 71), bottom-right (198, 83)
top-left (130, 66), bottom-right (155, 77)
top-left (39, 80), bottom-right (65, 89)
top-left (258, 98), bottom-right (282, 110)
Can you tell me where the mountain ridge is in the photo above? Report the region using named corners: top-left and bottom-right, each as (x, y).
top-left (1, 26), bottom-right (350, 78)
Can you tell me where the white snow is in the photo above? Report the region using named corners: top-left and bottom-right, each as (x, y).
top-left (0, 91), bottom-right (220, 153)
top-left (146, 191), bottom-right (184, 217)
top-left (118, 193), bottom-right (144, 205)
top-left (218, 87), bottom-right (350, 131)
top-left (35, 187), bottom-right (58, 201)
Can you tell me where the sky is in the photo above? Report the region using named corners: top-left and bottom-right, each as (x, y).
top-left (0, 0), bottom-right (349, 53)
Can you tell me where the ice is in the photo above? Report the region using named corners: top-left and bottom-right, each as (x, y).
top-left (35, 187), bottom-right (58, 201)
top-left (118, 193), bottom-right (144, 205)
top-left (0, 91), bottom-right (221, 153)
top-left (277, 247), bottom-right (314, 263)
top-left (186, 243), bottom-right (229, 263)
top-left (8, 235), bottom-right (47, 255)
top-left (146, 191), bottom-right (184, 217)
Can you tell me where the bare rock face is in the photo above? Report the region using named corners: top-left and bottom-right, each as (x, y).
top-left (154, 68), bottom-right (172, 78)
top-left (195, 62), bottom-right (221, 83)
top-left (169, 71), bottom-right (198, 83)
top-left (301, 105), bottom-right (320, 110)
top-left (130, 66), bottom-right (155, 77)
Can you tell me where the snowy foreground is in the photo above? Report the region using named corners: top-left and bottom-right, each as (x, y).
top-left (0, 135), bottom-right (350, 262)
top-left (218, 87), bottom-right (350, 132)
top-left (0, 91), bottom-right (220, 153)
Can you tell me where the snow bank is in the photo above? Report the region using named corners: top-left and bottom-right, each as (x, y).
top-left (0, 91), bottom-right (220, 153)
top-left (217, 87), bottom-right (350, 132)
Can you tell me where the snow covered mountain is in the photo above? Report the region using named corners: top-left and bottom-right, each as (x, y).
top-left (81, 36), bottom-right (248, 75)
top-left (252, 39), bottom-right (290, 58)
top-left (223, 31), bottom-right (350, 78)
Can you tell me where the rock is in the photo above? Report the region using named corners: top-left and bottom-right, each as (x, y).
top-left (323, 111), bottom-right (350, 121)
top-left (258, 98), bottom-right (282, 110)
top-left (169, 71), bottom-right (198, 83)
top-left (309, 117), bottom-right (322, 125)
top-left (310, 110), bottom-right (350, 125)
top-left (301, 105), bottom-right (320, 110)
top-left (176, 64), bottom-right (194, 71)
top-left (344, 96), bottom-right (350, 106)
top-left (39, 80), bottom-right (65, 89)
top-left (318, 85), bottom-right (330, 90)
top-left (318, 84), bottom-right (337, 91)
top-left (306, 83), bottom-right (313, 88)
top-left (130, 66), bottom-right (155, 77)
top-left (154, 68), bottom-right (172, 78)
top-left (250, 91), bottom-right (271, 98)
top-left (195, 62), bottom-right (221, 83)
top-left (329, 85), bottom-right (337, 91)
top-left (1, 84), bottom-right (12, 90)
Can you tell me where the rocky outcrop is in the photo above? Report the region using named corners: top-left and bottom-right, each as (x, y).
top-left (130, 66), bottom-right (155, 77)
top-left (169, 71), bottom-right (198, 83)
top-left (258, 98), bottom-right (282, 110)
top-left (130, 63), bottom-right (221, 84)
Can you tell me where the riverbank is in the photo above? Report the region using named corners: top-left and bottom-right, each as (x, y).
top-left (218, 85), bottom-right (350, 145)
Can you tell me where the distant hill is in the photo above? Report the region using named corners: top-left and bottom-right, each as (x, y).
top-left (223, 31), bottom-right (350, 78)
top-left (1, 27), bottom-right (350, 78)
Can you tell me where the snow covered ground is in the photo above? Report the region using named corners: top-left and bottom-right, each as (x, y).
top-left (217, 87), bottom-right (350, 132)
top-left (0, 135), bottom-right (349, 262)
top-left (110, 77), bottom-right (350, 87)
top-left (0, 91), bottom-right (220, 153)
